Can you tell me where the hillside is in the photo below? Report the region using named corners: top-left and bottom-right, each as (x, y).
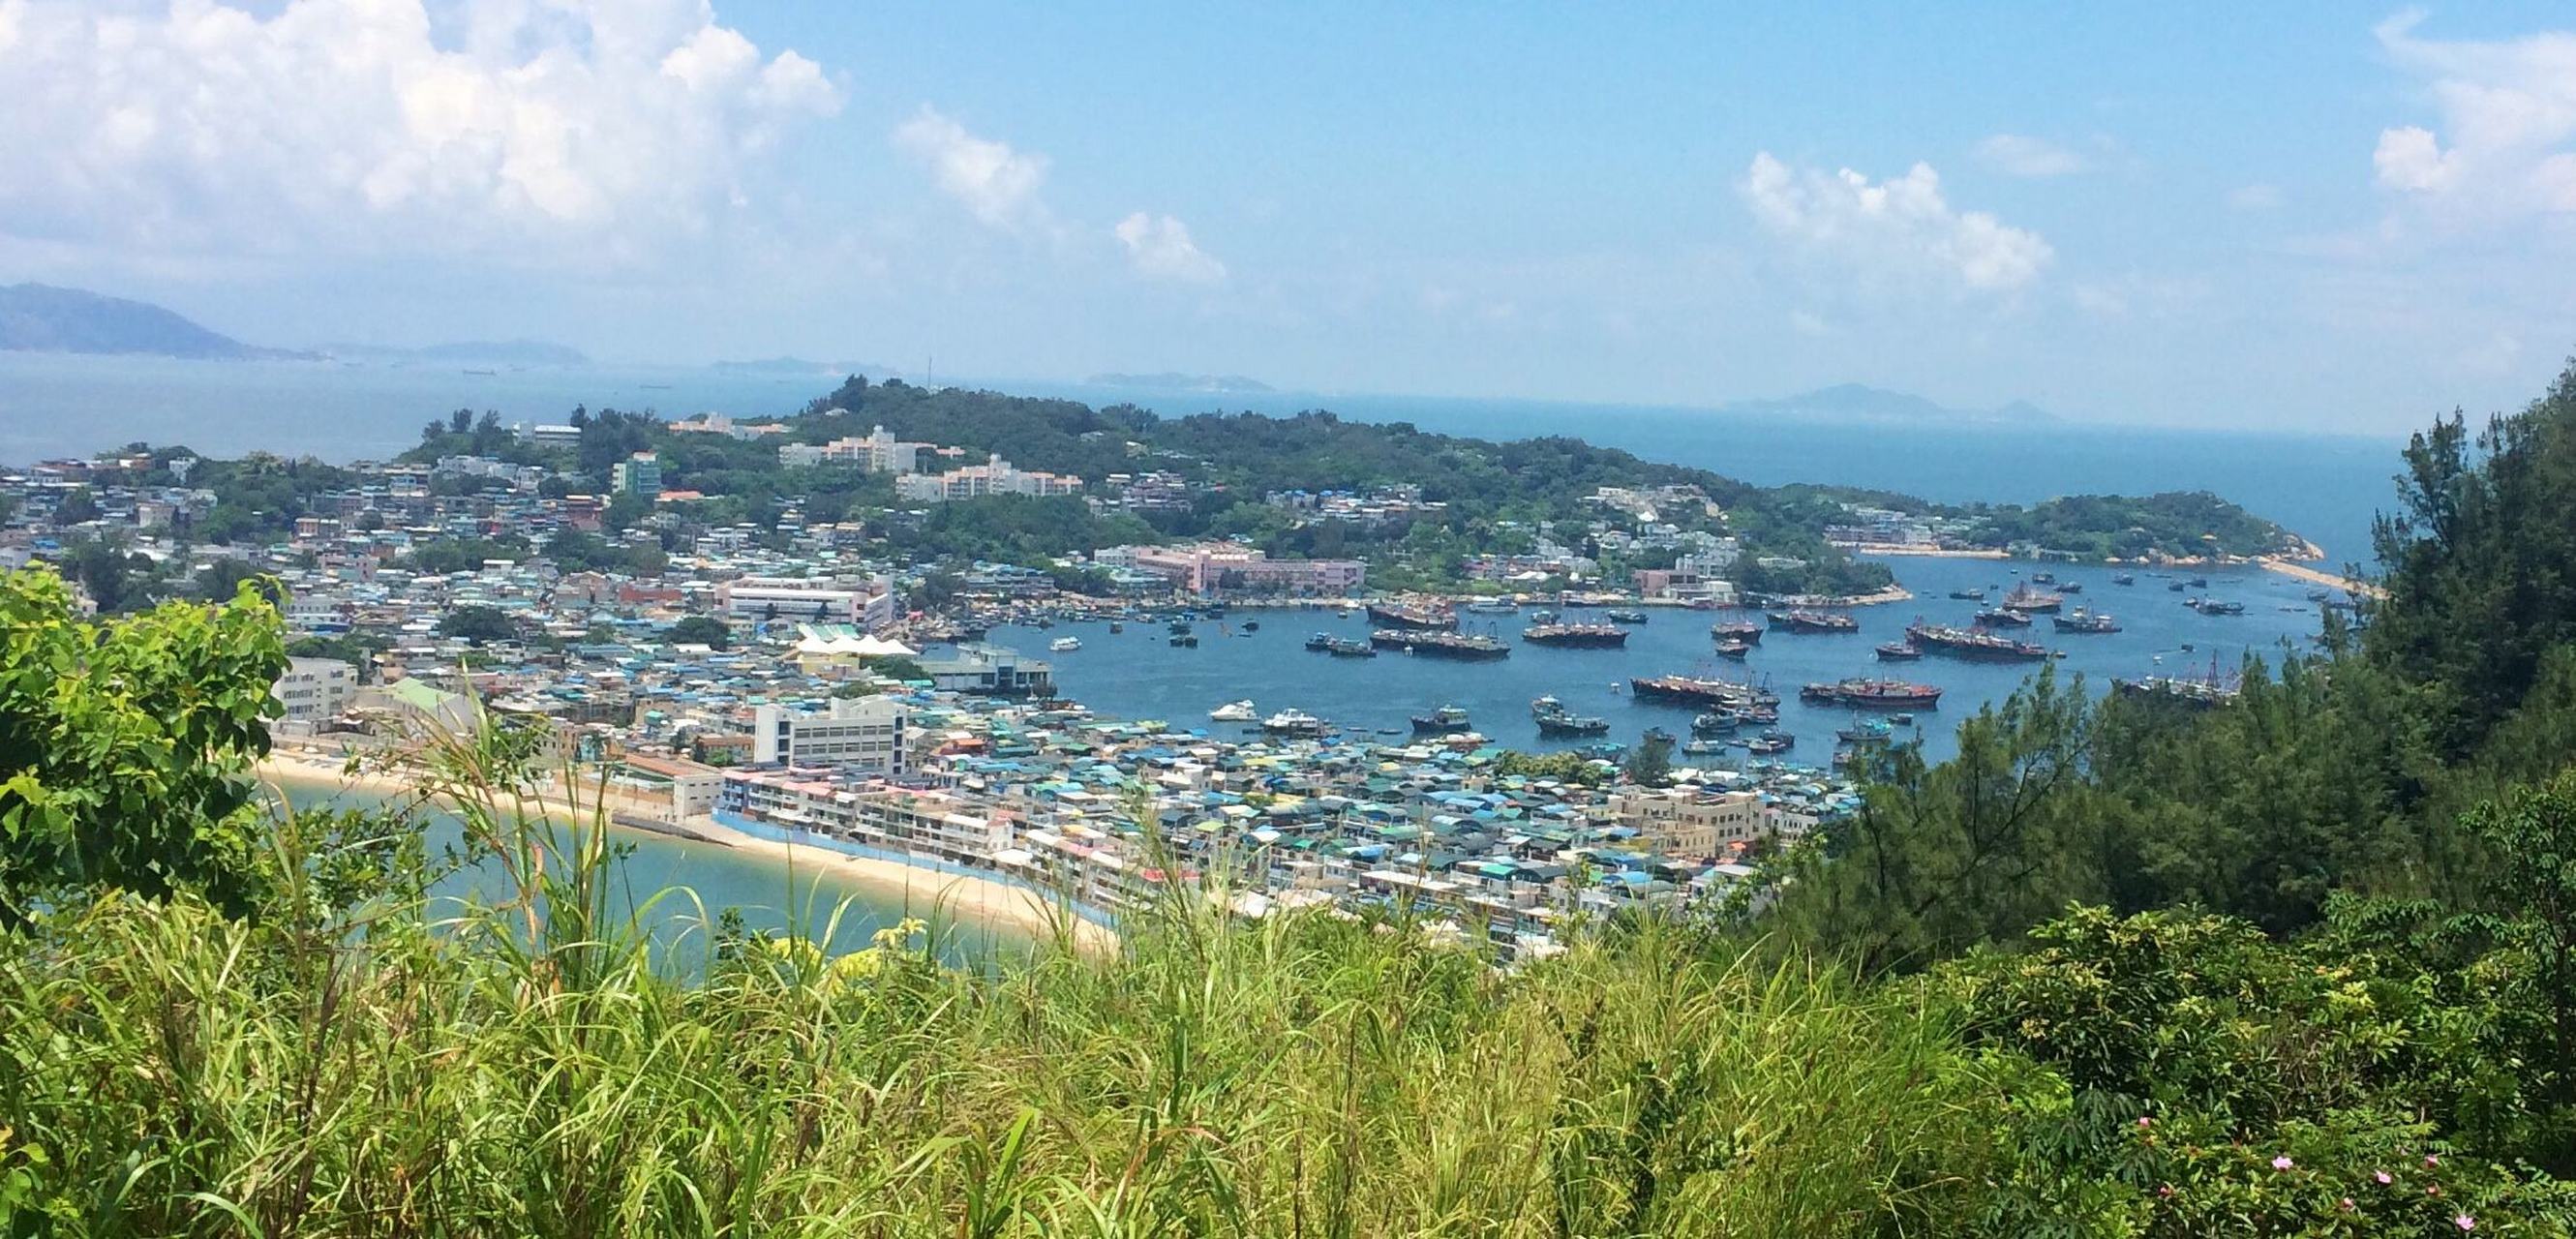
top-left (0, 282), bottom-right (285, 359)
top-left (1717, 382), bottom-right (2060, 425)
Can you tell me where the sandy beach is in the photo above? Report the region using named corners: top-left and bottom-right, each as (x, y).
top-left (2258, 558), bottom-right (2385, 599)
top-left (257, 747), bottom-right (1117, 953)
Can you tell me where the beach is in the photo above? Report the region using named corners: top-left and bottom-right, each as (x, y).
top-left (2259, 557), bottom-right (2385, 599)
top-left (257, 747), bottom-right (1116, 953)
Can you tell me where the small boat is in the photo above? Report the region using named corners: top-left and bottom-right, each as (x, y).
top-left (1049, 636), bottom-right (1082, 651)
top-left (1948, 589), bottom-right (1987, 601)
top-left (1710, 621), bottom-right (1765, 646)
top-left (1325, 637), bottom-right (1378, 658)
top-left (1744, 731), bottom-right (1795, 755)
top-left (1712, 640), bottom-right (1752, 659)
top-left (1889, 712), bottom-right (1916, 725)
top-left (1241, 620), bottom-right (1259, 632)
top-left (1167, 620), bottom-right (1194, 635)
top-left (1410, 705), bottom-right (1472, 734)
top-left (1305, 632), bottom-right (1334, 650)
top-left (1530, 609), bottom-right (1560, 624)
top-left (1261, 709), bottom-right (1327, 737)
top-left (2051, 608), bottom-right (2120, 634)
top-left (2185, 576), bottom-right (2209, 589)
top-left (1605, 608), bottom-right (1649, 623)
top-left (2190, 598), bottom-right (2246, 616)
top-left (1209, 700), bottom-right (1258, 722)
top-left (1462, 599), bottom-right (1519, 614)
top-left (2059, 581), bottom-right (2084, 594)
top-left (1875, 641), bottom-right (1924, 660)
top-left (1837, 718), bottom-right (1896, 743)
top-left (1531, 695), bottom-right (1612, 737)
top-left (1168, 634), bottom-right (1199, 647)
top-left (1690, 711), bottom-right (1740, 736)
top-left (2112, 573), bottom-right (2136, 587)
top-left (1681, 738), bottom-right (1727, 756)
top-left (2030, 571), bottom-right (2056, 585)
top-left (1107, 620), bottom-right (1124, 633)
top-left (1975, 608), bottom-right (2035, 628)
top-left (2168, 580), bottom-right (2188, 592)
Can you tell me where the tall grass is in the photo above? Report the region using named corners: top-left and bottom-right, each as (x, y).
top-left (0, 751), bottom-right (1996, 1236)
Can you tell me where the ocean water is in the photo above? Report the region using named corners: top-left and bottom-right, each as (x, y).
top-left (981, 554), bottom-right (2330, 768)
top-left (0, 354), bottom-right (2406, 564)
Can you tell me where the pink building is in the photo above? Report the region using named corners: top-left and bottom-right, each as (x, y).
top-left (1098, 543), bottom-right (1366, 595)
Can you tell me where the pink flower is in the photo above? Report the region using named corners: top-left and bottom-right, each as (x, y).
top-left (2456, 1216), bottom-right (2474, 1231)
top-left (2272, 1156), bottom-right (2295, 1170)
top-left (2136, 1116), bottom-right (2152, 1129)
top-left (2340, 1198), bottom-right (2355, 1212)
top-left (2426, 1155), bottom-right (2441, 1168)
top-left (2157, 1185), bottom-right (2175, 1199)
top-left (2376, 1170), bottom-right (2393, 1185)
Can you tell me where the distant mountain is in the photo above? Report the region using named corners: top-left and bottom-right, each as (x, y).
top-left (318, 339), bottom-right (589, 366)
top-left (710, 356), bottom-right (895, 378)
top-left (1716, 383), bottom-right (2059, 426)
top-left (1086, 371), bottom-right (1274, 395)
top-left (0, 283), bottom-right (295, 360)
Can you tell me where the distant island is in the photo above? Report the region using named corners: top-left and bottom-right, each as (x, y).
top-left (710, 356), bottom-right (896, 378)
top-left (319, 340), bottom-right (591, 367)
top-left (1715, 382), bottom-right (2059, 426)
top-left (0, 283), bottom-right (304, 360)
top-left (1085, 372), bottom-right (1275, 395)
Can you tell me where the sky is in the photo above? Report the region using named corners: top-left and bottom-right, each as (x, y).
top-left (5, 2), bottom-right (2576, 433)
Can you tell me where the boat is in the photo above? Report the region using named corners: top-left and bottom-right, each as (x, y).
top-left (2059, 581), bottom-right (2085, 594)
top-left (2001, 584), bottom-right (2065, 613)
top-left (1305, 632), bottom-right (1335, 650)
top-left (2030, 571), bottom-right (2056, 585)
top-left (2114, 677), bottom-right (2238, 709)
top-left (2189, 598), bottom-right (2246, 616)
top-left (1800, 679), bottom-right (1944, 710)
top-left (1681, 738), bottom-right (1727, 756)
top-left (1947, 589), bottom-right (1987, 601)
top-left (1461, 599), bottom-right (1518, 614)
top-left (1630, 675), bottom-right (1779, 710)
top-left (1167, 620), bottom-right (1194, 635)
top-left (1837, 718), bottom-right (1896, 743)
top-left (1365, 602), bottom-right (1456, 630)
top-left (1605, 608), bottom-right (1649, 624)
top-left (1875, 641), bottom-right (1924, 661)
top-left (1260, 709), bottom-right (1327, 737)
top-left (1744, 731), bottom-right (1795, 755)
top-left (1410, 705), bottom-right (1472, 733)
top-left (1324, 637), bottom-right (1377, 657)
top-left (1108, 620), bottom-right (1124, 633)
top-left (1168, 634), bottom-right (1199, 648)
top-left (2051, 608), bottom-right (2121, 634)
top-left (1241, 620), bottom-right (1259, 632)
top-left (2185, 576), bottom-right (2209, 589)
top-left (1372, 629), bottom-right (1509, 659)
top-left (460, 368), bottom-right (497, 376)
top-left (1690, 711), bottom-right (1740, 736)
top-left (1530, 609), bottom-right (1559, 624)
top-left (1521, 622), bottom-right (1629, 648)
top-left (1767, 609), bottom-right (1861, 633)
top-left (2112, 573), bottom-right (2136, 586)
top-left (1049, 636), bottom-right (1082, 651)
top-left (1904, 622), bottom-right (2048, 662)
top-left (1531, 695), bottom-right (1612, 737)
top-left (2167, 580), bottom-right (2188, 592)
top-left (1975, 607), bottom-right (2034, 627)
top-left (1208, 700), bottom-right (1258, 722)
top-left (1709, 621), bottom-right (1765, 645)
top-left (1712, 640), bottom-right (1752, 660)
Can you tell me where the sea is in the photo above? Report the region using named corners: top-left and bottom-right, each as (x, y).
top-left (6, 353), bottom-right (2409, 949)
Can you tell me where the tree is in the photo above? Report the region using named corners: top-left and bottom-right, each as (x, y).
top-left (54, 487), bottom-right (100, 524)
top-left (0, 567), bottom-right (287, 927)
top-left (664, 615), bottom-right (730, 650)
top-left (438, 605), bottom-right (515, 646)
top-left (2465, 773), bottom-right (2576, 1111)
top-left (1622, 731), bottom-right (1675, 789)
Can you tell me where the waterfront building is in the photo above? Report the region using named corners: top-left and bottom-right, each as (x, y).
top-left (270, 656), bottom-right (356, 728)
top-left (752, 694), bottom-right (910, 774)
top-left (1093, 542), bottom-right (1366, 595)
top-left (917, 644), bottom-right (1054, 696)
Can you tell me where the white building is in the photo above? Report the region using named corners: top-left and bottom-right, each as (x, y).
top-left (715, 576), bottom-right (895, 628)
top-left (271, 656), bottom-right (357, 726)
top-left (752, 695), bottom-right (910, 774)
top-left (894, 454), bottom-right (1084, 503)
top-left (1608, 787), bottom-right (1769, 856)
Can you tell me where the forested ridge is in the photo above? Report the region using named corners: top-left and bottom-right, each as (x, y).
top-left (11, 364), bottom-right (2576, 1233)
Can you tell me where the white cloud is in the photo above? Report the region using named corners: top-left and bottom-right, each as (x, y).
top-left (1113, 212), bottom-right (1226, 284)
top-left (892, 106), bottom-right (1052, 231)
top-left (0, 0), bottom-right (842, 265)
top-left (1740, 152), bottom-right (2052, 292)
top-left (2227, 182), bottom-right (2286, 211)
top-left (1973, 134), bottom-right (2085, 178)
top-left (2373, 14), bottom-right (2576, 214)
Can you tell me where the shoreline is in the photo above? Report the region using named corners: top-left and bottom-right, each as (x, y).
top-left (2258, 558), bottom-right (2384, 599)
top-left (256, 749), bottom-right (1115, 953)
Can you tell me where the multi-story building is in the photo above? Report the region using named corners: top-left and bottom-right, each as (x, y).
top-left (751, 694), bottom-right (910, 774)
top-left (894, 455), bottom-right (1084, 503)
top-left (1093, 542), bottom-right (1366, 595)
top-left (611, 452), bottom-right (663, 498)
top-left (714, 576), bottom-right (894, 627)
top-left (271, 656), bottom-right (357, 726)
top-left (1607, 787), bottom-right (1769, 857)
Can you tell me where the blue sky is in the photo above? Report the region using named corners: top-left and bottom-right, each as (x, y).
top-left (6, 2), bottom-right (2576, 432)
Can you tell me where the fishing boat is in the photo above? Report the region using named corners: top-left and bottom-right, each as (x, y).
top-left (2058, 581), bottom-right (2084, 594)
top-left (1837, 717), bottom-right (1896, 743)
top-left (1168, 634), bottom-right (1198, 648)
top-left (1208, 700), bottom-right (1258, 722)
top-left (1948, 588), bottom-right (1987, 601)
top-left (1461, 599), bottom-right (1518, 614)
top-left (1372, 629), bottom-right (1509, 659)
top-left (2051, 608), bottom-right (2121, 634)
top-left (1974, 608), bottom-right (2035, 628)
top-left (1629, 675), bottom-right (1779, 710)
top-left (1049, 636), bottom-right (1081, 651)
top-left (1410, 705), bottom-right (1472, 734)
top-left (1709, 620), bottom-right (1765, 645)
top-left (1108, 620), bottom-right (1125, 633)
top-left (1875, 641), bottom-right (1924, 661)
top-left (2001, 584), bottom-right (2065, 613)
top-left (1305, 632), bottom-right (1334, 650)
top-left (2030, 571), bottom-right (2056, 584)
top-left (1767, 609), bottom-right (1861, 633)
top-left (1260, 710), bottom-right (1327, 737)
top-left (2188, 597), bottom-right (2246, 616)
top-left (1364, 601), bottom-right (1455, 630)
top-left (1744, 731), bottom-right (1795, 755)
top-left (1712, 640), bottom-right (1752, 660)
top-left (1241, 620), bottom-right (1258, 632)
top-left (1522, 622), bottom-right (1629, 648)
top-left (1690, 711), bottom-right (1740, 736)
top-left (1531, 695), bottom-right (1612, 737)
top-left (1167, 620), bottom-right (1194, 635)
top-left (2112, 573), bottom-right (2136, 586)
top-left (1681, 738), bottom-right (1728, 756)
top-left (1905, 622), bottom-right (2048, 662)
top-left (1605, 608), bottom-right (1649, 624)
top-left (1800, 679), bottom-right (1944, 710)
top-left (1324, 637), bottom-right (1377, 658)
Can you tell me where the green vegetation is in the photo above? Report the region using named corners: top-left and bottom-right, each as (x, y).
top-left (662, 614), bottom-right (731, 649)
top-left (1955, 490), bottom-right (2306, 559)
top-left (22, 363), bottom-right (2576, 1231)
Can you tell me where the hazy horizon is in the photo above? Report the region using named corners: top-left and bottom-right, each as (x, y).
top-left (7, 3), bottom-right (2576, 434)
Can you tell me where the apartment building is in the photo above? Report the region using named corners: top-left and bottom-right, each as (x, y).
top-left (271, 656), bottom-right (357, 726)
top-left (751, 694), bottom-right (910, 774)
top-left (1607, 787), bottom-right (1769, 857)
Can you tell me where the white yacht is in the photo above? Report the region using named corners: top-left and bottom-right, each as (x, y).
top-left (1049, 636), bottom-right (1082, 651)
top-left (1208, 699), bottom-right (1258, 722)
